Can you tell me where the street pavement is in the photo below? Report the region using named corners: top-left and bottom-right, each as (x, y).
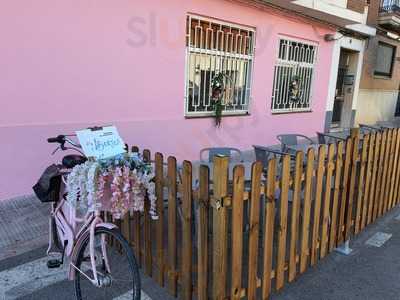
top-left (0, 245), bottom-right (161, 299)
top-left (272, 205), bottom-right (400, 300)
top-left (1, 196), bottom-right (400, 299)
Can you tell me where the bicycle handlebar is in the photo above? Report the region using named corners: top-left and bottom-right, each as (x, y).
top-left (47, 134), bottom-right (82, 154)
top-left (47, 135), bottom-right (65, 144)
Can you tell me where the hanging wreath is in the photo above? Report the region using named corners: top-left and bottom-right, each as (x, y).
top-left (211, 73), bottom-right (224, 127)
top-left (289, 75), bottom-right (302, 106)
top-left (210, 72), bottom-right (233, 127)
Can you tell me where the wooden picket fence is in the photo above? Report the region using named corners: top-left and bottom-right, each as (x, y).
top-left (117, 128), bottom-right (400, 300)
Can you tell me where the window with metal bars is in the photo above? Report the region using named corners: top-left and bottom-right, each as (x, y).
top-left (185, 15), bottom-right (255, 116)
top-left (271, 38), bottom-right (317, 113)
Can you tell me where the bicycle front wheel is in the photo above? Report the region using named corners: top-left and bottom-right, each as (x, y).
top-left (74, 226), bottom-right (141, 300)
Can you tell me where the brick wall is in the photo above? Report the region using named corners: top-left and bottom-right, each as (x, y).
top-left (347, 0), bottom-right (367, 14)
top-left (366, 0), bottom-right (380, 26)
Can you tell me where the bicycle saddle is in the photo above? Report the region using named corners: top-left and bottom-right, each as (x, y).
top-left (62, 155), bottom-right (87, 169)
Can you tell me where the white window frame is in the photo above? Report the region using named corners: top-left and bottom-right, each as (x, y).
top-left (184, 15), bottom-right (255, 117)
top-left (271, 36), bottom-right (318, 114)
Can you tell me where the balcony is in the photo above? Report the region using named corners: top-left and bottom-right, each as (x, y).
top-left (263, 0), bottom-right (365, 26)
top-left (379, 0), bottom-right (400, 32)
top-left (260, 1), bottom-right (375, 36)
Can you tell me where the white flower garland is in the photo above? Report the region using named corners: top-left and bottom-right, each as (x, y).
top-left (65, 155), bottom-right (158, 219)
top-left (86, 161), bottom-right (100, 212)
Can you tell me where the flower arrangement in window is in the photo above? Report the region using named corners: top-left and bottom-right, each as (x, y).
top-left (211, 73), bottom-right (224, 127)
top-left (66, 152), bottom-right (157, 220)
top-left (289, 75), bottom-right (301, 105)
top-left (211, 72), bottom-right (233, 127)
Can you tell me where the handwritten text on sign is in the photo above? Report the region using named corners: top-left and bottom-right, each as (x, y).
top-left (76, 126), bottom-right (125, 159)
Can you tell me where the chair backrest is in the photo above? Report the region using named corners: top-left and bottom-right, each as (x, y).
top-left (253, 145), bottom-right (288, 169)
top-left (333, 129), bottom-right (351, 140)
top-left (276, 134), bottom-right (314, 152)
top-left (253, 146), bottom-right (269, 169)
top-left (277, 134), bottom-right (299, 146)
top-left (359, 123), bottom-right (381, 133)
top-left (377, 120), bottom-right (400, 128)
top-left (200, 147), bottom-right (243, 163)
top-left (316, 132), bottom-right (326, 144)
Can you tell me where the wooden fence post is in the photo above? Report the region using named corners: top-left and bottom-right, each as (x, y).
top-left (155, 153), bottom-right (164, 286)
top-left (231, 165), bottom-right (245, 300)
top-left (361, 134), bottom-right (374, 231)
top-left (388, 129), bottom-right (400, 209)
top-left (355, 135), bottom-right (369, 235)
top-left (276, 154), bottom-right (291, 290)
top-left (198, 165), bottom-right (210, 300)
top-left (181, 161), bottom-right (193, 300)
top-left (132, 214), bottom-right (141, 265)
top-left (337, 139), bottom-right (352, 245)
top-left (311, 145), bottom-right (326, 266)
top-left (375, 131), bottom-right (387, 219)
top-left (262, 158), bottom-right (277, 299)
top-left (131, 146), bottom-right (141, 266)
top-left (131, 146), bottom-right (139, 153)
top-left (247, 162), bottom-right (263, 299)
top-left (122, 211), bottom-right (131, 244)
top-left (329, 141), bottom-right (344, 251)
top-left (143, 149), bottom-right (152, 276)
top-left (114, 217), bottom-right (122, 251)
top-left (289, 151), bottom-right (304, 281)
top-left (167, 157), bottom-right (178, 296)
top-left (381, 130), bottom-right (392, 215)
top-left (212, 156), bottom-right (229, 300)
top-left (344, 130), bottom-right (359, 241)
top-left (350, 128), bottom-right (359, 138)
top-left (384, 129), bottom-right (395, 213)
top-left (372, 132), bottom-right (382, 222)
top-left (320, 144), bottom-right (334, 259)
top-left (300, 148), bottom-right (315, 273)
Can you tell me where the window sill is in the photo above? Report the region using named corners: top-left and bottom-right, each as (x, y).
top-left (373, 74), bottom-right (393, 80)
top-left (271, 109), bottom-right (313, 115)
top-left (185, 111), bottom-right (250, 118)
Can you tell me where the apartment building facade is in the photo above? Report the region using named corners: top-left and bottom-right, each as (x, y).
top-left (355, 0), bottom-right (400, 125)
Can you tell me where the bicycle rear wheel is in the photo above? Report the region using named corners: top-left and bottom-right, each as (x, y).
top-left (74, 226), bottom-right (140, 300)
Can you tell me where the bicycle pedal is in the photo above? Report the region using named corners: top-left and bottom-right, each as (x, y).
top-left (47, 259), bottom-right (62, 269)
top-left (47, 251), bottom-right (62, 257)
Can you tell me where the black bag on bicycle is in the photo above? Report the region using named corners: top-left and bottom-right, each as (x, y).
top-left (33, 164), bottom-right (62, 203)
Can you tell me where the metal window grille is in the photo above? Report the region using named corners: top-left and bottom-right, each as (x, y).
top-left (185, 15), bottom-right (255, 116)
top-left (380, 0), bottom-right (400, 13)
top-left (271, 38), bottom-right (317, 113)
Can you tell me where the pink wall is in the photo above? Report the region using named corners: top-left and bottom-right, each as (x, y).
top-left (0, 0), bottom-right (334, 200)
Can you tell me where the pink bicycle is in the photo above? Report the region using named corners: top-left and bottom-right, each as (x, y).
top-left (34, 134), bottom-right (141, 300)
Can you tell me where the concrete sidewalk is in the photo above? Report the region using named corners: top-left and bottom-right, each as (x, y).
top-left (0, 195), bottom-right (49, 261)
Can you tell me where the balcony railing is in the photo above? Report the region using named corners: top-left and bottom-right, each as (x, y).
top-left (380, 0), bottom-right (400, 14)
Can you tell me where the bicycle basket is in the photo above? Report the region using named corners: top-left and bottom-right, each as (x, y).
top-left (33, 164), bottom-right (62, 203)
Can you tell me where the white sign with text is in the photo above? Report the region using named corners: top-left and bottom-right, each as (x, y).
top-left (76, 126), bottom-right (125, 159)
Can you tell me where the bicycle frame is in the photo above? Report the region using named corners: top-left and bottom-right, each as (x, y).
top-left (47, 171), bottom-right (117, 286)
